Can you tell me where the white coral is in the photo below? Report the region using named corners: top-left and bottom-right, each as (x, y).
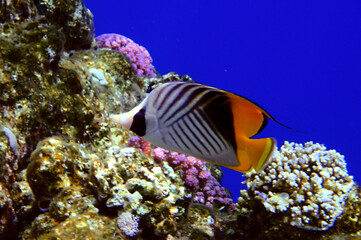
top-left (241, 141), bottom-right (354, 231)
top-left (117, 212), bottom-right (140, 237)
top-left (262, 192), bottom-right (293, 213)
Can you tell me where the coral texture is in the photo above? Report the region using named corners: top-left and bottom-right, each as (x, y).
top-left (97, 33), bottom-right (157, 77)
top-left (335, 184), bottom-right (361, 232)
top-left (239, 141), bottom-right (354, 231)
top-left (153, 146), bottom-right (236, 212)
top-left (127, 136), bottom-right (235, 212)
top-left (127, 135), bottom-right (152, 156)
top-left (1, 0), bottom-right (360, 239)
top-left (34, 0), bottom-right (95, 51)
top-left (117, 211), bottom-right (140, 237)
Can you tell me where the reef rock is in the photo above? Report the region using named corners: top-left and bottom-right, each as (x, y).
top-left (0, 1), bottom-right (233, 239)
top-left (236, 141), bottom-right (359, 239)
top-left (1, 0), bottom-right (361, 240)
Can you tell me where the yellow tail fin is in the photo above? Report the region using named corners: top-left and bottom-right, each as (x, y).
top-left (248, 137), bottom-right (276, 172)
top-left (228, 137), bottom-right (276, 173)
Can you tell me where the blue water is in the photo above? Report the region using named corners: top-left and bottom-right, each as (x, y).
top-left (84, 1), bottom-right (361, 200)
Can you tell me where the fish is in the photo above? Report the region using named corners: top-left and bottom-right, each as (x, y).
top-left (111, 81), bottom-right (279, 173)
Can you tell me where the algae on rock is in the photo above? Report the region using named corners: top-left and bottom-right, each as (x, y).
top-left (1, 0), bottom-right (361, 239)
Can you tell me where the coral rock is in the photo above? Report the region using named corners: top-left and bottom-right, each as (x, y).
top-left (97, 33), bottom-right (157, 77)
top-left (240, 141), bottom-right (354, 231)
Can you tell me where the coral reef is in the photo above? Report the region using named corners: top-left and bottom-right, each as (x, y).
top-left (0, 0), bottom-right (360, 239)
top-left (333, 183), bottom-right (361, 234)
top-left (97, 33), bottom-right (157, 78)
top-left (152, 146), bottom-right (235, 212)
top-left (90, 144), bottom-right (187, 235)
top-left (0, 1), bottom-right (232, 239)
top-left (127, 135), bottom-right (152, 156)
top-left (117, 211), bottom-right (140, 237)
top-left (243, 141), bottom-right (354, 230)
top-left (235, 141), bottom-right (360, 239)
top-left (127, 136), bottom-right (236, 212)
top-left (34, 0), bottom-right (95, 51)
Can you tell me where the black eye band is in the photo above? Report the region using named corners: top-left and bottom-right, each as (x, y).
top-left (130, 108), bottom-right (146, 136)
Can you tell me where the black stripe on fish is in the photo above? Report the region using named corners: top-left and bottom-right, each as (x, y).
top-left (160, 83), bottom-right (206, 121)
top-left (200, 93), bottom-right (237, 153)
top-left (157, 83), bottom-right (189, 114)
top-left (184, 115), bottom-right (210, 153)
top-left (168, 129), bottom-right (183, 150)
top-left (163, 88), bottom-right (220, 126)
top-left (153, 83), bottom-right (177, 110)
top-left (254, 113), bottom-right (269, 137)
top-left (188, 112), bottom-right (218, 154)
top-left (163, 89), bottom-right (232, 153)
top-left (178, 118), bottom-right (203, 154)
top-left (193, 110), bottom-right (224, 153)
top-left (172, 124), bottom-right (191, 151)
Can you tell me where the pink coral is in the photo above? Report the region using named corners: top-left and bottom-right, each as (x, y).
top-left (153, 147), bottom-right (186, 165)
top-left (96, 33), bottom-right (157, 77)
top-left (127, 136), bottom-right (151, 156)
top-left (154, 147), bottom-right (236, 211)
top-left (117, 212), bottom-right (140, 237)
top-left (126, 136), bottom-right (235, 212)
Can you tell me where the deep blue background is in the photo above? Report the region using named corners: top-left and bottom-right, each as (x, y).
top-left (84, 1), bottom-right (361, 200)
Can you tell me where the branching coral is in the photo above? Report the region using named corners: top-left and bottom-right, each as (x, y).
top-left (239, 141), bottom-right (354, 231)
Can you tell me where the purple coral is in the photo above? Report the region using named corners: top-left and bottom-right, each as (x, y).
top-left (126, 136), bottom-right (235, 212)
top-left (127, 136), bottom-right (152, 156)
top-left (96, 33), bottom-right (157, 77)
top-left (117, 212), bottom-right (140, 237)
top-left (153, 147), bottom-right (235, 212)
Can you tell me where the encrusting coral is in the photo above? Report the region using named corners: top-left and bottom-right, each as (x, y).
top-left (0, 0), bottom-right (360, 239)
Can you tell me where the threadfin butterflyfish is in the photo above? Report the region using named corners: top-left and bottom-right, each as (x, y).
top-left (111, 81), bottom-right (278, 173)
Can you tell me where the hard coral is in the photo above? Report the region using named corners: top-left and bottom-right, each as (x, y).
top-left (117, 211), bottom-right (140, 237)
top-left (129, 136), bottom-right (236, 213)
top-left (335, 184), bottom-right (361, 233)
top-left (34, 0), bottom-right (95, 51)
top-left (96, 33), bottom-right (157, 77)
top-left (0, 0), bottom-right (240, 238)
top-left (127, 135), bottom-right (151, 156)
top-left (90, 145), bottom-right (187, 236)
top-left (240, 141), bottom-right (354, 231)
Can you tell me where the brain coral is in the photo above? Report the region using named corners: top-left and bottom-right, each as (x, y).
top-left (240, 141), bottom-right (354, 231)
